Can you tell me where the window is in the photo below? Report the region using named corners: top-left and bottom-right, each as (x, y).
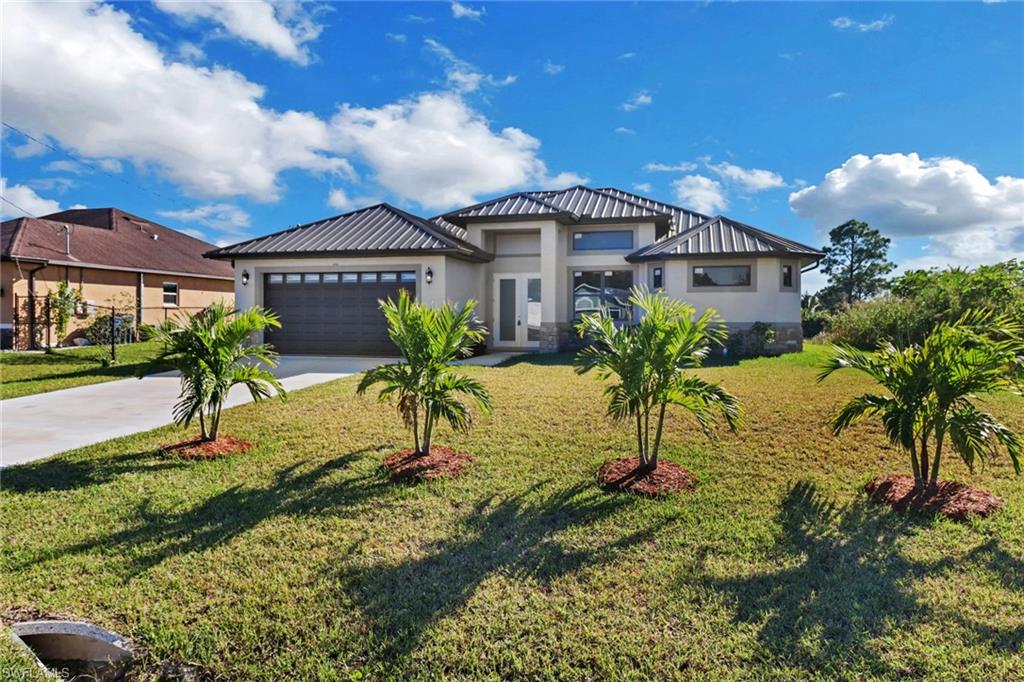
top-left (380, 272), bottom-right (398, 283)
top-left (162, 282), bottom-right (179, 306)
top-left (782, 264), bottom-right (794, 289)
top-left (322, 273), bottom-right (339, 284)
top-left (285, 274), bottom-right (302, 284)
top-left (267, 274), bottom-right (284, 284)
top-left (400, 272), bottom-right (417, 283)
top-left (652, 267), bottom-right (664, 289)
top-left (342, 273), bottom-right (359, 283)
top-left (692, 265), bottom-right (751, 288)
top-left (573, 270), bottom-right (634, 321)
top-left (360, 272), bottom-right (378, 283)
top-left (303, 273), bottom-right (320, 284)
top-left (572, 230), bottom-right (633, 251)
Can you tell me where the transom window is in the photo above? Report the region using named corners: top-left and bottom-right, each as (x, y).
top-left (162, 282), bottom-right (179, 306)
top-left (692, 265), bottom-right (751, 288)
top-left (268, 271), bottom-right (416, 285)
top-left (572, 230), bottom-right (633, 251)
top-left (573, 270), bottom-right (634, 321)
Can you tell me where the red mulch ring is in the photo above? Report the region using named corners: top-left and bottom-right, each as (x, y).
top-left (597, 457), bottom-right (698, 496)
top-left (383, 446), bottom-right (474, 481)
top-left (161, 435), bottom-right (252, 460)
top-left (865, 475), bottom-right (1004, 521)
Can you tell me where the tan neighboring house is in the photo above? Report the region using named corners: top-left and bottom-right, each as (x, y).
top-left (1, 208), bottom-right (233, 349)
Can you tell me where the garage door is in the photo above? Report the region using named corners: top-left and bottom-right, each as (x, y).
top-left (263, 271), bottom-right (416, 355)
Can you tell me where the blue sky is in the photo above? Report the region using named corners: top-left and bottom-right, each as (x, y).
top-left (2, 1), bottom-right (1022, 291)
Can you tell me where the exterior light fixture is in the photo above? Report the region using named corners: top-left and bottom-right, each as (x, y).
top-left (241, 270), bottom-right (250, 286)
top-left (425, 267), bottom-right (433, 284)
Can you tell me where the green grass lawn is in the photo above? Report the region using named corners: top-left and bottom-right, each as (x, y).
top-left (0, 341), bottom-right (165, 400)
top-left (2, 344), bottom-right (1021, 679)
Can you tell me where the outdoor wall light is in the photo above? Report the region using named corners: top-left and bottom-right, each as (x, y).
top-left (425, 267), bottom-right (433, 284)
top-left (241, 270), bottom-right (250, 286)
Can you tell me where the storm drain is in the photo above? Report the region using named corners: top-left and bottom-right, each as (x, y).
top-left (10, 620), bottom-right (133, 680)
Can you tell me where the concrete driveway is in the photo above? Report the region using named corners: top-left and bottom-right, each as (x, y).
top-left (1, 353), bottom-right (520, 468)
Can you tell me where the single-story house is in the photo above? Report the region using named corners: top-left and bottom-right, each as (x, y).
top-left (206, 186), bottom-right (823, 356)
top-left (1, 208), bottom-right (234, 348)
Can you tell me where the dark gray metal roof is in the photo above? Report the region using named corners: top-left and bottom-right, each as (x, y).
top-left (443, 185), bottom-right (670, 227)
top-left (596, 187), bottom-right (710, 233)
top-left (627, 215), bottom-right (824, 261)
top-left (206, 203), bottom-right (492, 262)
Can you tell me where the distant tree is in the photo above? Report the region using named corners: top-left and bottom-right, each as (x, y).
top-left (819, 220), bottom-right (896, 308)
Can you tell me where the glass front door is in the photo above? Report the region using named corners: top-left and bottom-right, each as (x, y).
top-left (493, 273), bottom-right (541, 348)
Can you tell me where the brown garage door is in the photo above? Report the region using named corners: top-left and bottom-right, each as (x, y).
top-left (263, 271), bottom-right (415, 355)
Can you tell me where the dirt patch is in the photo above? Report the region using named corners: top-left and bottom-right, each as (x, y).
top-left (162, 435), bottom-right (252, 460)
top-left (383, 446), bottom-right (474, 481)
top-left (597, 457), bottom-right (698, 496)
top-left (865, 475), bottom-right (1004, 521)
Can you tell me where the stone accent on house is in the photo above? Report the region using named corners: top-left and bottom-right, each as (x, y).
top-left (538, 321), bottom-right (576, 352)
top-left (724, 321), bottom-right (803, 356)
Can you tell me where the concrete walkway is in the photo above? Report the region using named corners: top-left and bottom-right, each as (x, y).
top-left (1, 352), bottom-right (520, 468)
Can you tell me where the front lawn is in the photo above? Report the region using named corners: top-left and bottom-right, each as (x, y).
top-left (2, 344), bottom-right (1021, 679)
top-left (0, 341), bottom-right (165, 400)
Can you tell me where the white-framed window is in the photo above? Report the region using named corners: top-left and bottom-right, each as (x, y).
top-left (162, 282), bottom-right (179, 306)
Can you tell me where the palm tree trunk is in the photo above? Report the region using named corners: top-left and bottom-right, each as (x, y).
top-left (643, 408), bottom-right (651, 470)
top-left (411, 405), bottom-right (421, 455)
top-left (421, 409), bottom-right (433, 456)
top-left (650, 402), bottom-right (667, 470)
top-left (199, 410), bottom-right (208, 441)
top-left (636, 413), bottom-right (646, 469)
top-left (909, 441), bottom-right (921, 482)
top-left (929, 430), bottom-right (945, 492)
top-left (918, 436), bottom-right (929, 485)
top-left (209, 403), bottom-right (221, 441)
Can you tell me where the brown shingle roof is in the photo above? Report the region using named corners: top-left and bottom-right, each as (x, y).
top-left (1, 208), bottom-right (233, 279)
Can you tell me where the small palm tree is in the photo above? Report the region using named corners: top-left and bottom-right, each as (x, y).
top-left (357, 290), bottom-right (492, 456)
top-left (819, 310), bottom-right (1023, 490)
top-left (149, 302), bottom-right (285, 441)
top-left (575, 286), bottom-right (741, 472)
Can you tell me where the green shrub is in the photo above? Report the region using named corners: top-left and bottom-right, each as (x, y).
top-left (825, 297), bottom-right (922, 349)
top-left (801, 307), bottom-right (831, 339)
top-left (84, 312), bottom-right (135, 346)
top-left (727, 321), bottom-right (777, 357)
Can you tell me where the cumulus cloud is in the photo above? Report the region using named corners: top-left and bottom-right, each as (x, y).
top-left (831, 15), bottom-right (894, 32)
top-left (0, 177), bottom-right (81, 218)
top-left (542, 60), bottom-right (565, 76)
top-left (158, 203), bottom-right (251, 231)
top-left (327, 188), bottom-right (382, 212)
top-left (828, 91), bottom-right (847, 99)
top-left (2, 1), bottom-right (345, 201)
top-left (385, 32), bottom-right (407, 43)
top-left (451, 1), bottom-right (484, 21)
top-left (707, 161), bottom-right (785, 192)
top-left (644, 161), bottom-right (697, 173)
top-left (614, 127), bottom-right (636, 136)
top-left (618, 52), bottom-right (636, 60)
top-left (789, 152), bottom-right (1024, 267)
top-left (633, 182), bottom-right (652, 193)
top-left (672, 175), bottom-right (727, 215)
top-left (154, 0), bottom-right (325, 65)
top-left (621, 90), bottom-right (652, 112)
top-left (424, 38), bottom-right (515, 93)
top-left (331, 92), bottom-right (583, 210)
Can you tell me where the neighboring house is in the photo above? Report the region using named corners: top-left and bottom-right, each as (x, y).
top-left (1, 208), bottom-right (234, 348)
top-left (207, 186), bottom-right (822, 356)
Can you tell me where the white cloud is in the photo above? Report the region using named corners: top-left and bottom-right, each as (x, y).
top-left (326, 188), bottom-right (381, 212)
top-left (404, 14), bottom-right (433, 24)
top-left (633, 182), bottom-right (652, 193)
top-left (424, 38), bottom-right (515, 93)
top-left (154, 0), bottom-right (325, 65)
top-left (707, 161), bottom-right (785, 192)
top-left (542, 60), bottom-right (565, 76)
top-left (330, 91), bottom-right (583, 210)
top-left (451, 1), bottom-right (484, 21)
top-left (621, 90), bottom-right (652, 112)
top-left (672, 175), bottom-right (727, 215)
top-left (618, 52), bottom-right (636, 60)
top-left (789, 152), bottom-right (1024, 268)
top-left (614, 127), bottom-right (636, 136)
top-left (43, 160), bottom-right (88, 175)
top-left (644, 161), bottom-right (697, 173)
top-left (386, 32), bottom-right (407, 43)
top-left (1, 177), bottom-right (67, 217)
top-left (158, 203), bottom-right (251, 232)
top-left (828, 91), bottom-right (847, 99)
top-left (831, 15), bottom-right (894, 32)
top-left (177, 41), bottom-right (205, 62)
top-left (2, 1), bottom-right (345, 202)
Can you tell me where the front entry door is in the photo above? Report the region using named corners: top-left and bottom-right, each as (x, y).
top-left (492, 273), bottom-right (541, 348)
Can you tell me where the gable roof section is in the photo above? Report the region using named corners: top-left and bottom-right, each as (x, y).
top-left (627, 215), bottom-right (824, 261)
top-left (206, 203), bottom-right (492, 262)
top-left (1, 208), bottom-right (233, 279)
top-left (595, 187), bottom-right (710, 233)
top-left (442, 185), bottom-right (670, 227)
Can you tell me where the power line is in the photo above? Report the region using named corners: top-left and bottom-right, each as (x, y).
top-left (2, 120), bottom-right (192, 209)
top-left (0, 194), bottom-right (41, 220)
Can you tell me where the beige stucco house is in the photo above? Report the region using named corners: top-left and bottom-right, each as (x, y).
top-left (1, 208), bottom-right (234, 348)
top-left (208, 186), bottom-right (822, 356)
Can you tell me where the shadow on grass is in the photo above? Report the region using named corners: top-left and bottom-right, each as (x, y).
top-left (30, 449), bottom-right (390, 575)
top-left (1, 363), bottom-right (166, 388)
top-left (337, 481), bottom-right (664, 661)
top-left (2, 449), bottom-right (191, 494)
top-left (701, 480), bottom-right (1022, 675)
top-left (0, 351), bottom-right (100, 367)
top-left (494, 350), bottom-right (746, 369)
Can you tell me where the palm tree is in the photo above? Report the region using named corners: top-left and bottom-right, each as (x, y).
top-left (357, 290), bottom-right (492, 456)
top-left (575, 286), bottom-right (741, 472)
top-left (819, 310), bottom-right (1023, 490)
top-left (149, 302), bottom-right (285, 441)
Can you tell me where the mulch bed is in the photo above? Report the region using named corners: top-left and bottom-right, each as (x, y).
top-left (865, 475), bottom-right (1004, 521)
top-left (161, 435), bottom-right (252, 460)
top-left (597, 457), bottom-right (698, 496)
top-left (383, 446), bottom-right (474, 481)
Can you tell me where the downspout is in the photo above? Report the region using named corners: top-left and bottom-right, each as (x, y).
top-left (23, 261), bottom-right (48, 350)
top-left (136, 271), bottom-right (144, 340)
